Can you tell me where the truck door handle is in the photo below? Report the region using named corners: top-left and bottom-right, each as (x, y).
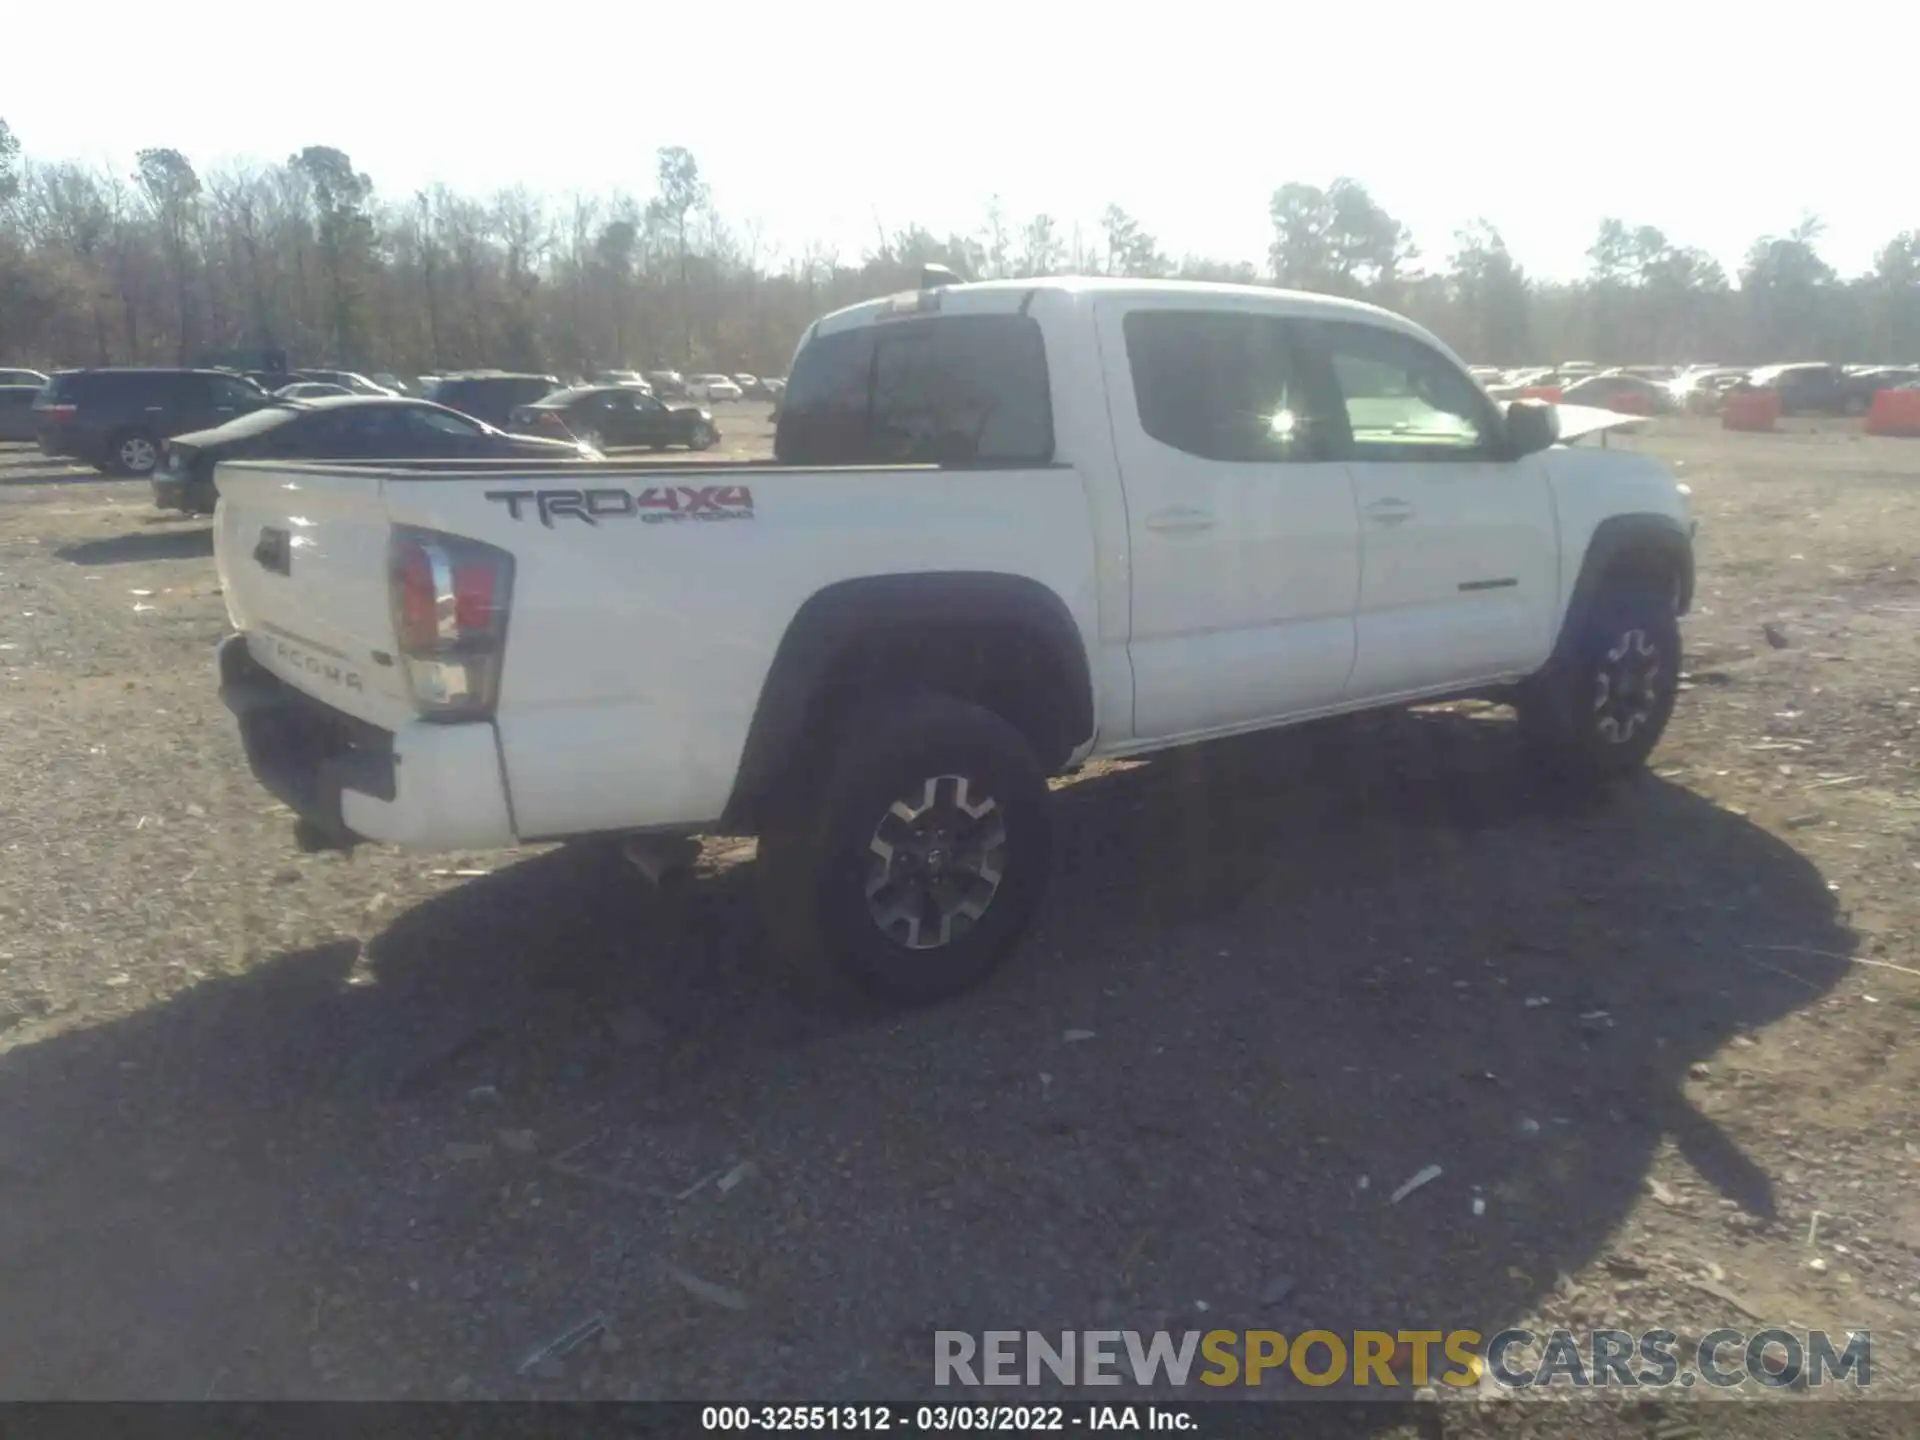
top-left (1364, 498), bottom-right (1413, 524)
top-left (1144, 507), bottom-right (1214, 533)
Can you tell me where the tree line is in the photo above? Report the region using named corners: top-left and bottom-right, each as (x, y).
top-left (3, 118), bottom-right (1918, 377)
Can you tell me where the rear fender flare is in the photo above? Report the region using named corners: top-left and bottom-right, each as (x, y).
top-left (722, 572), bottom-right (1095, 831)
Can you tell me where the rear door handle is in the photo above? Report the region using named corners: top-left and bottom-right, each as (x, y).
top-left (1364, 498), bottom-right (1413, 525)
top-left (1144, 507), bottom-right (1215, 533)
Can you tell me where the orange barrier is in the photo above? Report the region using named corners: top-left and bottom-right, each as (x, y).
top-left (1721, 390), bottom-right (1779, 432)
top-left (1865, 387), bottom-right (1920, 437)
top-left (1518, 385), bottom-right (1563, 403)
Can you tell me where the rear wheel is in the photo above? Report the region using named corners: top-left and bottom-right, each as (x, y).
top-left (110, 430), bottom-right (160, 476)
top-left (689, 422), bottom-right (716, 451)
top-left (1518, 580), bottom-right (1681, 784)
top-left (756, 692), bottom-right (1052, 1007)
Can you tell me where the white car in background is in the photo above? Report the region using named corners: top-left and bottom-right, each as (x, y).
top-left (689, 374), bottom-right (744, 402)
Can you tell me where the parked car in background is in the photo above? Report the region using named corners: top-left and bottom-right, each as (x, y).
top-left (508, 385), bottom-right (718, 451)
top-left (290, 369), bottom-right (391, 396)
top-left (1744, 362), bottom-right (1893, 417)
top-left (688, 374), bottom-right (744, 401)
top-left (153, 395), bottom-right (599, 513)
top-left (370, 372), bottom-right (412, 394)
top-left (423, 372), bottom-right (562, 428)
top-left (275, 382), bottom-right (357, 400)
top-left (35, 368), bottom-right (275, 475)
top-left (1666, 366), bottom-right (1750, 413)
top-left (1484, 369), bottom-right (1568, 400)
top-left (644, 371), bottom-right (692, 399)
top-left (1850, 366), bottom-right (1920, 396)
top-left (591, 370), bottom-right (653, 391)
top-left (1558, 373), bottom-right (1680, 415)
top-left (1, 368), bottom-right (49, 388)
top-left (0, 385), bottom-right (42, 442)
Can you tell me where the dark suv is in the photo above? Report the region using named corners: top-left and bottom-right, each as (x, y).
top-left (1744, 362), bottom-right (1906, 417)
top-left (421, 373), bottom-right (560, 428)
top-left (36, 368), bottom-right (274, 474)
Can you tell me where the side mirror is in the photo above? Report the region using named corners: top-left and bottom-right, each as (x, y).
top-left (1504, 399), bottom-right (1560, 457)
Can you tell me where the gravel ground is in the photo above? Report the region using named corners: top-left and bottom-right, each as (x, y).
top-left (1, 409), bottom-right (1917, 1425)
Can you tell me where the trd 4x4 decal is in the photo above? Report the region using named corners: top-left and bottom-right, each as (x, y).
top-left (484, 484), bottom-right (755, 527)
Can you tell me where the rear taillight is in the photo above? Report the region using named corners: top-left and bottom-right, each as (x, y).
top-left (36, 402), bottom-right (76, 419)
top-left (386, 527), bottom-right (515, 721)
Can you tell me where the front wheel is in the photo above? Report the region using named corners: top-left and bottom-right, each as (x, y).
top-left (756, 692), bottom-right (1052, 1007)
top-left (689, 422), bottom-right (716, 451)
top-left (1842, 395), bottom-right (1868, 417)
top-left (1517, 583), bottom-right (1682, 784)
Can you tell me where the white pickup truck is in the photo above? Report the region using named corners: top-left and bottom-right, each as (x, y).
top-left (213, 276), bottom-right (1694, 1005)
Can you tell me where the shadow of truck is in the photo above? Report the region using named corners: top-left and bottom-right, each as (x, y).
top-left (0, 709), bottom-right (1851, 1399)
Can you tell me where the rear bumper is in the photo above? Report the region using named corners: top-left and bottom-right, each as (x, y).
top-left (36, 426), bottom-right (81, 459)
top-left (216, 634), bottom-right (516, 851)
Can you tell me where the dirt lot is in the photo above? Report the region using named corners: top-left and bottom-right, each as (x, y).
top-left (1, 405), bottom-right (1918, 1422)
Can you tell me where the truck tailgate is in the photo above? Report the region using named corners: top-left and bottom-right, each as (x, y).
top-left (214, 461), bottom-right (414, 727)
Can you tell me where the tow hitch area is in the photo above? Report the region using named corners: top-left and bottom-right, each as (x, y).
top-left (622, 834), bottom-right (701, 886)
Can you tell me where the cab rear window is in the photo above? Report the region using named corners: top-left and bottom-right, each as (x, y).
top-left (775, 314), bottom-right (1053, 466)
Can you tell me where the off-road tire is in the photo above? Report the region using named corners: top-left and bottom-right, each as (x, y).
top-left (756, 691), bottom-right (1052, 1007)
top-left (1518, 580), bottom-right (1682, 785)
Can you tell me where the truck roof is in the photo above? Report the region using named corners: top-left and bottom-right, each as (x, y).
top-left (807, 275), bottom-right (1451, 355)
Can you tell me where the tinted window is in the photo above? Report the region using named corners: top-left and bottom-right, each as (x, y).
top-left (66, 371), bottom-right (148, 401)
top-left (1122, 310), bottom-right (1320, 463)
top-left (1315, 322), bottom-right (1495, 457)
top-left (210, 375), bottom-right (261, 406)
top-left (775, 314), bottom-right (1053, 466)
top-left (294, 406), bottom-right (411, 453)
top-left (406, 407), bottom-right (483, 437)
top-left (161, 373), bottom-right (212, 404)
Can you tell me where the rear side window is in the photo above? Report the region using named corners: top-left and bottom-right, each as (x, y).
top-left (1122, 310), bottom-right (1321, 463)
top-left (775, 314), bottom-right (1053, 466)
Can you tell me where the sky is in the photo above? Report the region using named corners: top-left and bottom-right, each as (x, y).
top-left (6, 3), bottom-right (1913, 282)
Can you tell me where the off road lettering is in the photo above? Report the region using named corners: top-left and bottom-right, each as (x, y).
top-left (586, 488), bottom-right (636, 518)
top-left (486, 485), bottom-right (755, 526)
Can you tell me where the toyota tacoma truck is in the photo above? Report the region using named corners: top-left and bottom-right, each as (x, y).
top-left (212, 276), bottom-right (1695, 1005)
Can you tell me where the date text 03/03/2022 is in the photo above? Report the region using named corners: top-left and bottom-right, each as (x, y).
top-left (700, 1405), bottom-right (1194, 1431)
